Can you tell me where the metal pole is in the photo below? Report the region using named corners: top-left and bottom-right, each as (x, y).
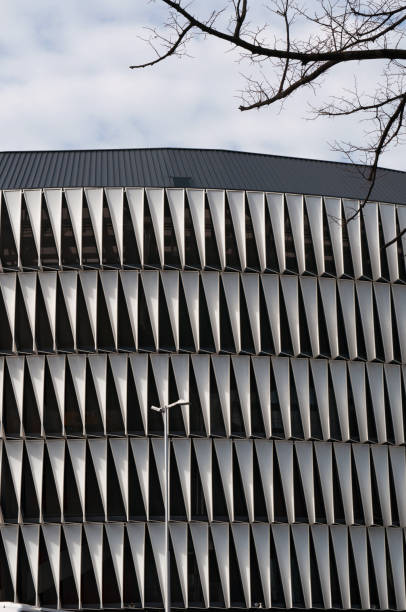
top-left (164, 405), bottom-right (170, 612)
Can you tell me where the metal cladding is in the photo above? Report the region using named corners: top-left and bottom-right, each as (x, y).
top-left (0, 180), bottom-right (405, 610)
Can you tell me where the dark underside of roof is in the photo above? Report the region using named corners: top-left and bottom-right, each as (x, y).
top-left (0, 147), bottom-right (405, 204)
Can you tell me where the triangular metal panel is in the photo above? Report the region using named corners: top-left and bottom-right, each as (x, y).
top-left (63, 525), bottom-right (82, 602)
top-left (0, 274), bottom-right (16, 347)
top-left (234, 440), bottom-right (254, 522)
top-left (286, 194), bottom-right (305, 273)
top-left (206, 190), bottom-right (226, 269)
top-left (213, 439), bottom-right (233, 521)
top-left (260, 275), bottom-right (280, 355)
top-left (392, 285), bottom-right (406, 362)
top-left (352, 443), bottom-right (373, 525)
top-left (23, 190), bottom-right (42, 265)
top-left (211, 355), bottom-right (231, 437)
top-left (0, 525), bottom-right (18, 593)
top-left (275, 441), bottom-right (294, 523)
top-left (251, 356), bottom-right (271, 438)
top-left (67, 355), bottom-right (86, 433)
top-left (88, 439), bottom-right (107, 520)
top-left (368, 526), bottom-right (388, 609)
top-left (166, 189), bottom-right (185, 267)
top-left (44, 189), bottom-right (63, 265)
top-left (46, 356), bottom-right (65, 431)
top-left (119, 271), bottom-right (138, 349)
top-left (181, 272), bottom-right (199, 351)
top-left (193, 439), bottom-right (213, 522)
top-left (347, 362), bottom-right (368, 442)
top-left (140, 271), bottom-right (159, 350)
top-left (266, 193), bottom-right (285, 271)
top-left (251, 523), bottom-right (271, 608)
top-left (5, 440), bottom-right (23, 509)
top-left (324, 197), bottom-right (344, 277)
top-left (330, 525), bottom-right (351, 609)
top-left (349, 526), bottom-right (370, 609)
top-left (151, 438), bottom-right (166, 502)
top-left (355, 281), bottom-right (375, 361)
top-left (64, 189), bottom-right (83, 264)
top-left (150, 354), bottom-right (169, 410)
top-left (129, 355), bottom-right (148, 436)
top-left (201, 272), bottom-right (220, 352)
top-left (305, 196), bottom-right (324, 275)
top-left (311, 525), bottom-right (331, 609)
top-left (384, 363), bottom-right (405, 444)
top-left (84, 188), bottom-right (103, 263)
top-left (110, 439), bottom-right (129, 520)
top-left (18, 273), bottom-right (36, 350)
top-left (26, 356), bottom-right (44, 432)
top-left (21, 525), bottom-right (39, 602)
top-left (79, 271), bottom-right (98, 346)
top-left (387, 527), bottom-right (406, 610)
top-left (295, 441), bottom-right (315, 524)
top-left (371, 445), bottom-right (391, 526)
top-left (105, 524), bottom-right (124, 604)
top-left (38, 272), bottom-right (57, 349)
top-left (247, 191), bottom-right (266, 271)
top-left (389, 446), bottom-right (406, 526)
top-left (147, 523), bottom-right (167, 604)
top-left (0, 360), bottom-right (4, 436)
top-left (125, 188), bottom-right (144, 265)
top-left (318, 278), bottom-right (339, 358)
top-left (299, 277), bottom-right (319, 356)
top-left (272, 524), bottom-right (292, 609)
top-left (59, 271), bottom-right (77, 349)
top-left (366, 363), bottom-right (386, 443)
top-left (231, 523), bottom-right (251, 608)
top-left (291, 359), bottom-right (310, 439)
top-left (46, 440), bottom-right (65, 517)
top-left (241, 274), bottom-right (261, 354)
top-left (291, 524), bottom-right (311, 608)
top-left (66, 440), bottom-right (86, 520)
top-left (83, 523), bottom-right (103, 603)
top-left (3, 191), bottom-right (22, 264)
top-left (130, 438), bottom-right (149, 517)
top-left (191, 355), bottom-right (210, 435)
top-left (329, 360), bottom-right (349, 441)
top-left (171, 355), bottom-right (190, 435)
top-left (337, 279), bottom-right (357, 360)
top-left (380, 203), bottom-right (399, 281)
top-left (222, 273), bottom-right (241, 353)
top-left (145, 188), bottom-right (165, 266)
top-left (186, 189), bottom-right (205, 267)
top-left (374, 282), bottom-right (393, 362)
top-left (169, 522), bottom-right (188, 607)
top-left (254, 440), bottom-right (273, 522)
top-left (333, 443), bottom-right (354, 525)
top-left (100, 271), bottom-right (118, 348)
top-left (397, 205), bottom-right (406, 270)
top-left (25, 440), bottom-right (44, 517)
top-left (172, 439), bottom-right (191, 521)
top-left (314, 442), bottom-right (334, 524)
top-left (161, 270), bottom-right (179, 351)
top-left (6, 357), bottom-right (24, 428)
top-left (342, 199), bottom-right (362, 278)
top-left (210, 523), bottom-right (230, 608)
top-left (362, 202), bottom-right (381, 280)
top-left (109, 355), bottom-right (128, 434)
top-left (126, 523), bottom-right (145, 607)
top-left (190, 522), bottom-right (209, 607)
top-left (271, 357), bottom-right (291, 438)
top-left (105, 188), bottom-right (124, 265)
top-left (42, 525), bottom-right (60, 605)
top-left (226, 191), bottom-right (246, 270)
top-left (280, 275), bottom-right (300, 356)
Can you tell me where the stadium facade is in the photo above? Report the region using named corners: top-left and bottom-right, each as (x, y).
top-left (0, 148), bottom-right (405, 610)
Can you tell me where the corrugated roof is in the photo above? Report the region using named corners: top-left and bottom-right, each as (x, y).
top-left (0, 147), bottom-right (405, 203)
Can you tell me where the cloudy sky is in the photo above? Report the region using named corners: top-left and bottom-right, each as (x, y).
top-left (1, 0), bottom-right (404, 170)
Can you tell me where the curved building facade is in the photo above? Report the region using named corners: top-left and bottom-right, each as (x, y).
top-left (0, 148), bottom-right (405, 610)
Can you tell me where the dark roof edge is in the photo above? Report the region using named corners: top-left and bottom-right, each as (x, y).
top-left (1, 146), bottom-right (404, 177)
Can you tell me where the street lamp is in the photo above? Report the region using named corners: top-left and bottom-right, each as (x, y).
top-left (150, 398), bottom-right (189, 612)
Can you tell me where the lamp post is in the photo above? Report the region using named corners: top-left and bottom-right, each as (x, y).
top-left (150, 398), bottom-right (189, 612)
